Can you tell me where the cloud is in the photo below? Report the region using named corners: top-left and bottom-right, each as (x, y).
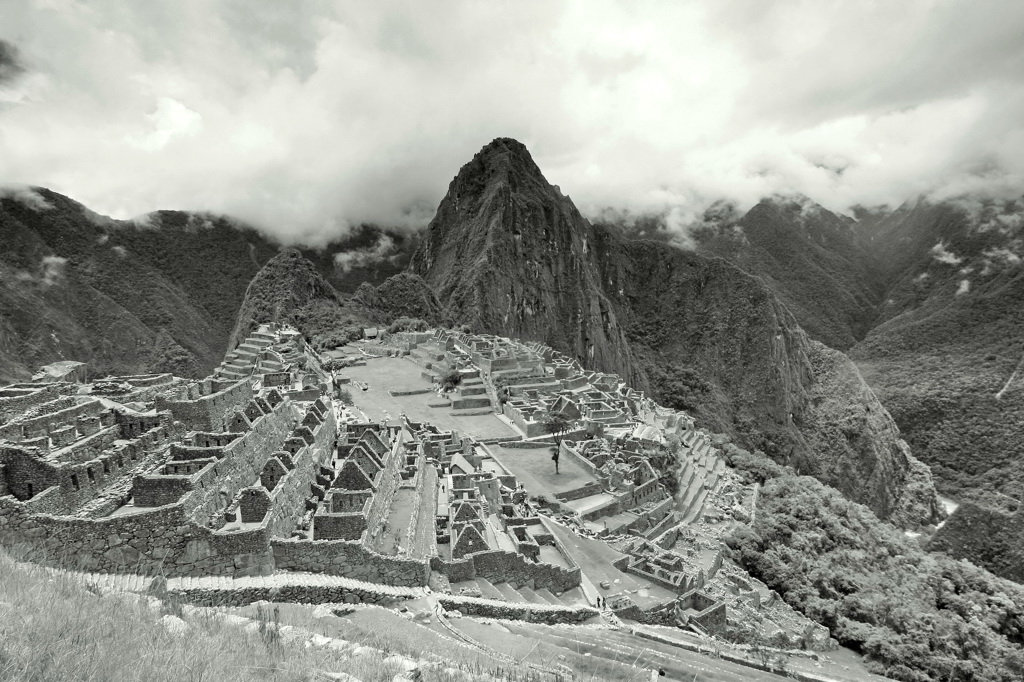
top-left (1, 1), bottom-right (1023, 244)
top-left (983, 246), bottom-right (1022, 265)
top-left (40, 255), bottom-right (67, 286)
top-left (0, 184), bottom-right (53, 210)
top-left (333, 234), bottom-right (396, 272)
top-left (931, 242), bottom-right (964, 265)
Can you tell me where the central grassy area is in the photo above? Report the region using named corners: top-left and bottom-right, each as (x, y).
top-left (341, 356), bottom-right (518, 441)
top-left (491, 444), bottom-right (597, 498)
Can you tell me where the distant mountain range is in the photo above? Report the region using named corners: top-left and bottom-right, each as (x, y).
top-left (600, 191), bottom-right (1024, 517)
top-left (0, 189), bottom-right (418, 381)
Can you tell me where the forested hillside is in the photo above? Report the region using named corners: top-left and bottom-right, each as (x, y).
top-left (726, 454), bottom-right (1024, 682)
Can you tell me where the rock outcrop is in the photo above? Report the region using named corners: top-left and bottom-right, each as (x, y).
top-left (411, 138), bottom-right (638, 381)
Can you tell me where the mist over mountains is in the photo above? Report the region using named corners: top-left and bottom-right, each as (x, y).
top-left (4, 2), bottom-right (1024, 244)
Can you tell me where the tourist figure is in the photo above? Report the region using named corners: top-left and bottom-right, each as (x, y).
top-left (551, 446), bottom-right (560, 474)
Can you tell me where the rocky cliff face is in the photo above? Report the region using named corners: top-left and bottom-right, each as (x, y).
top-left (412, 137), bottom-right (942, 525)
top-left (410, 138), bottom-right (639, 381)
top-left (801, 341), bottom-right (943, 525)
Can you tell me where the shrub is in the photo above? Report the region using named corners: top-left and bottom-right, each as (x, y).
top-left (439, 369), bottom-right (462, 392)
top-left (387, 317), bottom-right (428, 333)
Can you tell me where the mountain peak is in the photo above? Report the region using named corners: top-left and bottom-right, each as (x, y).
top-left (446, 137), bottom-right (556, 201)
top-left (473, 137), bottom-right (538, 169)
top-left (228, 248), bottom-right (339, 349)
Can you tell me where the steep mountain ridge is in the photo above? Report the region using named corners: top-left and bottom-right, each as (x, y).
top-left (410, 138), bottom-right (640, 382)
top-left (692, 196), bottom-right (885, 349)
top-left (411, 138), bottom-right (941, 525)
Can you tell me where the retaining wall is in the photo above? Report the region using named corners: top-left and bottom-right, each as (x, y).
top-left (271, 537), bottom-right (430, 586)
top-left (430, 548), bottom-right (581, 593)
top-left (0, 497), bottom-right (272, 577)
top-left (439, 593), bottom-right (598, 625)
top-left (264, 407), bottom-right (337, 538)
top-left (169, 576), bottom-right (422, 607)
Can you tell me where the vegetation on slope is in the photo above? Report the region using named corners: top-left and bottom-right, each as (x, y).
top-left (725, 460), bottom-right (1024, 682)
top-left (0, 553), bottom-right (442, 681)
top-left (0, 190), bottom-right (220, 380)
top-left (0, 188), bottom-right (421, 381)
top-left (927, 503), bottom-right (1024, 585)
top-left (851, 199), bottom-right (1024, 510)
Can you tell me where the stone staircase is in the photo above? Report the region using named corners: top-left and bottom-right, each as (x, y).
top-left (408, 341), bottom-right (447, 368)
top-left (213, 328), bottom-right (277, 381)
top-left (450, 376), bottom-right (493, 411)
top-left (451, 576), bottom-right (589, 609)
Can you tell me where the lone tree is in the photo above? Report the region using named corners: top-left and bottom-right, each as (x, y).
top-left (439, 369), bottom-right (463, 393)
top-left (543, 411), bottom-right (574, 445)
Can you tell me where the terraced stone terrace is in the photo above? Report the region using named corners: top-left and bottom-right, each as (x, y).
top-left (0, 323), bottom-right (868, 680)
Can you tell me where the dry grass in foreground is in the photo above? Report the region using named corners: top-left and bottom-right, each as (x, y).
top-left (0, 551), bottom-right (621, 682)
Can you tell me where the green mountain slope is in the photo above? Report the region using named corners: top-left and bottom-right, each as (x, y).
top-left (850, 199), bottom-right (1024, 511)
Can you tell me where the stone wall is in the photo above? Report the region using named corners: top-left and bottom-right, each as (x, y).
top-left (0, 384), bottom-right (63, 423)
top-left (388, 388), bottom-right (433, 397)
top-left (271, 537), bottom-right (429, 586)
top-left (430, 548), bottom-right (581, 593)
top-left (133, 398), bottom-right (299, 522)
top-left (406, 463), bottom-right (438, 559)
top-left (362, 432), bottom-right (404, 551)
top-left (0, 395), bottom-right (101, 441)
top-left (438, 594), bottom-right (598, 625)
top-left (555, 481), bottom-right (604, 503)
top-left (313, 512), bottom-right (367, 540)
top-left (677, 589), bottom-right (728, 633)
top-left (0, 497), bottom-right (272, 577)
top-left (154, 379), bottom-right (252, 432)
top-left (264, 406), bottom-right (337, 538)
top-left (2, 421), bottom-right (179, 514)
top-left (53, 426), bottom-right (122, 466)
top-left (169, 577), bottom-right (422, 607)
top-left (0, 446), bottom-right (60, 503)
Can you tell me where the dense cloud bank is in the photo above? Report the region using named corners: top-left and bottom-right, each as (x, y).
top-left (1, 0), bottom-right (1023, 243)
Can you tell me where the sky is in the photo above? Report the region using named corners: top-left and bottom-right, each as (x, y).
top-left (1, 0), bottom-right (1023, 244)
